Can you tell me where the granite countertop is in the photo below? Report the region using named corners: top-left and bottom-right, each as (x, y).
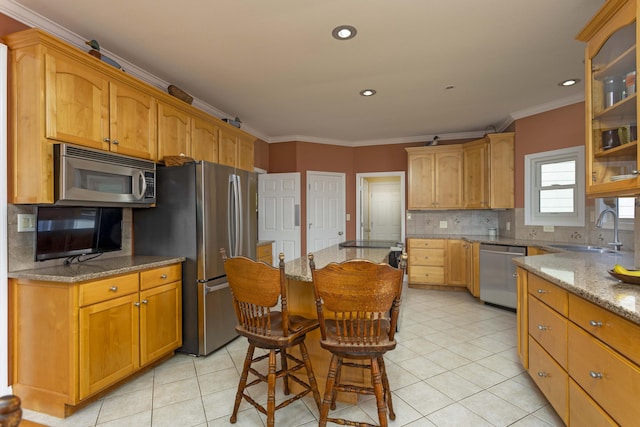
top-left (406, 233), bottom-right (579, 250)
top-left (285, 245), bottom-right (391, 282)
top-left (8, 255), bottom-right (186, 283)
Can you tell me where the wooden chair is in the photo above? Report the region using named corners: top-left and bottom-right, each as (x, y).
top-left (309, 253), bottom-right (407, 427)
top-left (221, 249), bottom-right (322, 427)
top-left (0, 395), bottom-right (22, 427)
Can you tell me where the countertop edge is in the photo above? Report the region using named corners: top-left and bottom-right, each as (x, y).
top-left (8, 256), bottom-right (186, 283)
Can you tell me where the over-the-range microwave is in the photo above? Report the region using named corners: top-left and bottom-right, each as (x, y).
top-left (54, 143), bottom-right (156, 207)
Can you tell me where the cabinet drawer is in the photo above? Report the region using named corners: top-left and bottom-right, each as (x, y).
top-left (569, 293), bottom-right (640, 367)
top-left (140, 264), bottom-right (182, 290)
top-left (79, 273), bottom-right (139, 307)
top-left (569, 379), bottom-right (617, 427)
top-left (409, 248), bottom-right (444, 266)
top-left (528, 295), bottom-right (568, 369)
top-left (568, 323), bottom-right (640, 427)
top-left (408, 239), bottom-right (445, 249)
top-left (528, 274), bottom-right (568, 316)
top-left (408, 266), bottom-right (445, 284)
top-left (257, 243), bottom-right (272, 259)
top-left (528, 337), bottom-right (568, 425)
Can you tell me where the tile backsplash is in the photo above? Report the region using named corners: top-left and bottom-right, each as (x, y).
top-left (7, 204), bottom-right (133, 272)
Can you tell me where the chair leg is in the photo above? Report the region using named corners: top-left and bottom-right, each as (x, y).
top-left (280, 347), bottom-right (290, 395)
top-left (370, 357), bottom-right (387, 427)
top-left (319, 354), bottom-right (340, 427)
top-left (329, 357), bottom-right (343, 410)
top-left (230, 343), bottom-right (255, 423)
top-left (299, 341), bottom-right (322, 410)
top-left (266, 349), bottom-right (277, 427)
top-left (378, 355), bottom-right (395, 420)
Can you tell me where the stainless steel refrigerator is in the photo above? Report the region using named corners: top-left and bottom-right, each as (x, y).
top-left (133, 161), bottom-right (257, 355)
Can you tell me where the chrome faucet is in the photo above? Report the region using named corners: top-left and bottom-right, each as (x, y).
top-left (595, 208), bottom-right (623, 251)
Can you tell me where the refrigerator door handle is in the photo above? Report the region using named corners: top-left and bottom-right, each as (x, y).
top-left (236, 175), bottom-right (243, 255)
top-left (228, 174), bottom-right (243, 257)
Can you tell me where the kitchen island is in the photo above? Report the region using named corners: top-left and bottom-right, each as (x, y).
top-left (284, 244), bottom-right (394, 403)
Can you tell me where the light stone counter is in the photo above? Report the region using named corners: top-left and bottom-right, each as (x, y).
top-left (284, 245), bottom-right (391, 282)
top-left (513, 250), bottom-right (640, 325)
top-left (8, 255), bottom-right (185, 283)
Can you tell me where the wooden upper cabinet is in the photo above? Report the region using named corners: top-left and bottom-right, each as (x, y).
top-left (219, 125), bottom-right (255, 171)
top-left (110, 82), bottom-right (157, 160)
top-left (463, 140), bottom-right (489, 208)
top-left (44, 52), bottom-right (110, 151)
top-left (406, 146), bottom-right (463, 209)
top-left (577, 0), bottom-right (638, 197)
top-left (191, 115), bottom-right (220, 163)
top-left (157, 101), bottom-right (190, 160)
top-left (487, 132), bottom-right (515, 208)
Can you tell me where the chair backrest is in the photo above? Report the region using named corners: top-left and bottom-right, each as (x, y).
top-left (309, 253), bottom-right (407, 345)
top-left (221, 249), bottom-right (290, 337)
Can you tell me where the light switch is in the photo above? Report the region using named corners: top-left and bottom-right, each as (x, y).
top-left (346, 213), bottom-right (351, 221)
top-left (543, 225), bottom-right (554, 232)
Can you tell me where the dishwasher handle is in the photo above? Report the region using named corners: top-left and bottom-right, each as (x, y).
top-left (480, 249), bottom-right (526, 256)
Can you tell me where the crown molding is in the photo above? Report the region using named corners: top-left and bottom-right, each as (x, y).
top-left (510, 93), bottom-right (585, 121)
top-left (268, 130), bottom-right (487, 147)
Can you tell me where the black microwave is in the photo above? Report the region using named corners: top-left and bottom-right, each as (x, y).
top-left (54, 143), bottom-right (156, 207)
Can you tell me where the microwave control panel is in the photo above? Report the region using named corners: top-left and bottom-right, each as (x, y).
top-left (144, 171), bottom-right (155, 198)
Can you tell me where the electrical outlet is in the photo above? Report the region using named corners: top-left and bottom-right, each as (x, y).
top-left (17, 214), bottom-right (35, 232)
top-left (543, 225), bottom-right (554, 232)
top-left (406, 212), bottom-right (412, 220)
top-left (439, 220), bottom-right (448, 229)
top-left (506, 221), bottom-right (511, 231)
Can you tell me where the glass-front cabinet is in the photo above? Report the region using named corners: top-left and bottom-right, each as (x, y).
top-left (578, 0), bottom-right (638, 197)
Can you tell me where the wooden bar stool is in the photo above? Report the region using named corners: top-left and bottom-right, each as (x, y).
top-left (0, 395), bottom-right (22, 427)
top-left (309, 253), bottom-right (407, 427)
top-left (221, 250), bottom-right (322, 427)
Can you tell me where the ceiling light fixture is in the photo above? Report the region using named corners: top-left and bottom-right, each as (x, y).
top-left (559, 78), bottom-right (581, 87)
top-left (332, 25), bottom-right (357, 40)
top-left (360, 89), bottom-right (376, 97)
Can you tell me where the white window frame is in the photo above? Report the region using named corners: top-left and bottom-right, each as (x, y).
top-left (524, 146), bottom-right (585, 226)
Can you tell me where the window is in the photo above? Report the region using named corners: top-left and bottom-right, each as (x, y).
top-left (596, 197), bottom-right (635, 230)
top-left (525, 146), bottom-right (585, 226)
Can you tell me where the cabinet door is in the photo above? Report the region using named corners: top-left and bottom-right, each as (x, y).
top-left (446, 240), bottom-right (468, 286)
top-left (157, 101), bottom-right (190, 160)
top-left (407, 152), bottom-right (435, 209)
top-left (516, 267), bottom-right (528, 369)
top-left (110, 82), bottom-right (158, 160)
top-left (219, 127), bottom-right (238, 167)
top-left (487, 133), bottom-right (514, 208)
top-left (191, 115), bottom-right (220, 163)
top-left (44, 52), bottom-right (110, 150)
top-left (79, 293), bottom-right (139, 399)
top-left (237, 133), bottom-right (255, 171)
top-left (140, 281), bottom-right (182, 366)
top-left (434, 150), bottom-right (463, 208)
top-left (463, 141), bottom-right (489, 208)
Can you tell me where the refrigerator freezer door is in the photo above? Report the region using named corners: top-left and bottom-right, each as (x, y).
top-left (198, 278), bottom-right (238, 355)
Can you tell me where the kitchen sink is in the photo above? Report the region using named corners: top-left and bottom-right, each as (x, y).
top-left (547, 244), bottom-right (616, 254)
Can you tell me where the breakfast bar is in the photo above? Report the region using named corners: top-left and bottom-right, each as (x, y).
top-left (284, 244), bottom-right (393, 402)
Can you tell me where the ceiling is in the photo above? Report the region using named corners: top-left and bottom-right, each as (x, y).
top-left (1, 0), bottom-right (605, 146)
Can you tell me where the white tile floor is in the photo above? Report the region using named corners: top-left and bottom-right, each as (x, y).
top-left (23, 288), bottom-right (564, 427)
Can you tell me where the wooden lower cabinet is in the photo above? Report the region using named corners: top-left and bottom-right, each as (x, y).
top-left (446, 239), bottom-right (468, 286)
top-left (10, 263), bottom-right (182, 417)
top-left (407, 239), bottom-right (445, 285)
top-left (408, 238), bottom-right (473, 289)
top-left (257, 241), bottom-right (274, 265)
top-left (520, 269), bottom-right (640, 426)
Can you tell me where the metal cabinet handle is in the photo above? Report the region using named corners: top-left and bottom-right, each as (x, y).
top-left (537, 325), bottom-right (548, 331)
top-left (134, 302), bottom-right (141, 307)
top-left (589, 371), bottom-right (603, 379)
top-left (109, 286), bottom-right (118, 292)
top-left (142, 299), bottom-right (148, 304)
top-left (112, 139), bottom-right (119, 145)
top-left (537, 289), bottom-right (548, 294)
top-left (161, 274), bottom-right (167, 279)
top-left (589, 320), bottom-right (603, 327)
top-left (537, 372), bottom-right (548, 378)
top-left (103, 137), bottom-right (110, 143)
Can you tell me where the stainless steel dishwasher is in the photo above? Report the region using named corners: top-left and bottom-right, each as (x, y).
top-left (479, 244), bottom-right (527, 310)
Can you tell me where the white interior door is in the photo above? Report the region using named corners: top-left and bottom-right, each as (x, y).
top-left (369, 180), bottom-right (402, 241)
top-left (258, 173), bottom-right (301, 264)
top-left (307, 171), bottom-right (345, 254)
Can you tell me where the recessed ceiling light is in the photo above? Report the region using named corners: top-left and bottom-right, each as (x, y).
top-left (332, 25), bottom-right (357, 40)
top-left (360, 89), bottom-right (376, 96)
top-left (559, 78), bottom-right (581, 87)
